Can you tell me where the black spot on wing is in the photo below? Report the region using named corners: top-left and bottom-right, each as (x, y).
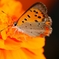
top-left (38, 23), bottom-right (40, 25)
top-left (22, 21), bottom-right (24, 23)
top-left (41, 12), bottom-right (45, 17)
top-left (42, 18), bottom-right (45, 21)
top-left (24, 18), bottom-right (27, 21)
top-left (33, 10), bottom-right (36, 12)
top-left (36, 11), bottom-right (38, 14)
top-left (35, 15), bottom-right (37, 17)
top-left (38, 16), bottom-right (41, 18)
top-left (27, 15), bottom-right (31, 18)
top-left (31, 32), bottom-right (32, 33)
top-left (25, 26), bottom-right (27, 27)
top-left (30, 24), bottom-right (32, 26)
top-left (35, 20), bottom-right (38, 22)
top-left (30, 28), bottom-right (32, 29)
top-left (33, 10), bottom-right (38, 14)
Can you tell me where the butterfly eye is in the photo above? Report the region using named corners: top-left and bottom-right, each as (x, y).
top-left (13, 22), bottom-right (17, 26)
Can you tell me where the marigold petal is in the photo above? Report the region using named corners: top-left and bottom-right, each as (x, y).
top-left (21, 37), bottom-right (45, 49)
top-left (1, 30), bottom-right (7, 40)
top-left (12, 49), bottom-right (28, 59)
top-left (0, 40), bottom-right (4, 48)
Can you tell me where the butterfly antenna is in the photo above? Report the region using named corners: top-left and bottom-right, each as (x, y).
top-left (0, 24), bottom-right (13, 32)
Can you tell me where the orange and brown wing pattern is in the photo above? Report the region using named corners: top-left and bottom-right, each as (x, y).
top-left (14, 2), bottom-right (52, 37)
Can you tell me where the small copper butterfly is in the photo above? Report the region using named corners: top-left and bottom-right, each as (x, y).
top-left (13, 2), bottom-right (52, 37)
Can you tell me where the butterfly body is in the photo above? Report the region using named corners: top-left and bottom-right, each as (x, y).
top-left (13, 2), bottom-right (52, 37)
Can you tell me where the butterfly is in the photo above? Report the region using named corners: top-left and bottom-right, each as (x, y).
top-left (0, 2), bottom-right (52, 37)
top-left (13, 2), bottom-right (52, 37)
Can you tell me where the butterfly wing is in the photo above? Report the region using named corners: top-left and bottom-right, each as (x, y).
top-left (15, 2), bottom-right (52, 37)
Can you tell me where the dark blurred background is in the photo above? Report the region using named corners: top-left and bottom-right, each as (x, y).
top-left (44, 0), bottom-right (59, 59)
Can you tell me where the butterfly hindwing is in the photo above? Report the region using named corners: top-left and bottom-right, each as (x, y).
top-left (15, 2), bottom-right (52, 37)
